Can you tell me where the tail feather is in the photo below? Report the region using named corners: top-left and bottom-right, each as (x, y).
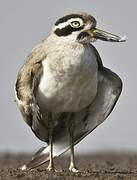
top-left (21, 133), bottom-right (71, 170)
top-left (20, 146), bottom-right (50, 170)
top-left (32, 146), bottom-right (46, 160)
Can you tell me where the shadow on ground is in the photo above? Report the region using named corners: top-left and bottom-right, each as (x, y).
top-left (0, 152), bottom-right (137, 180)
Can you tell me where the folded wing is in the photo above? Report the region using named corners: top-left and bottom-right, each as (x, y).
top-left (22, 66), bottom-right (122, 170)
top-left (15, 42), bottom-right (50, 142)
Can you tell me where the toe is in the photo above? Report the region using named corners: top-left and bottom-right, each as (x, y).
top-left (69, 167), bottom-right (79, 173)
top-left (47, 166), bottom-right (55, 172)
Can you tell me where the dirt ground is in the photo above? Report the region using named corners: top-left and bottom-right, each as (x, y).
top-left (0, 152), bottom-right (137, 180)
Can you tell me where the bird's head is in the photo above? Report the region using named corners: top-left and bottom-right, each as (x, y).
top-left (53, 12), bottom-right (126, 43)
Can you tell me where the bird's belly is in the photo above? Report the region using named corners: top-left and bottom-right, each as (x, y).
top-left (36, 70), bottom-right (98, 113)
top-left (36, 46), bottom-right (98, 112)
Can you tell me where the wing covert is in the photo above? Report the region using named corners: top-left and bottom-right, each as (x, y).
top-left (15, 42), bottom-right (47, 137)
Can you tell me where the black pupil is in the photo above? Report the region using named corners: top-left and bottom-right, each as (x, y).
top-left (72, 21), bottom-right (80, 27)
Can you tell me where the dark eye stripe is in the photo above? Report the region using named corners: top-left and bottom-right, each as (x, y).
top-left (55, 14), bottom-right (84, 26)
top-left (54, 25), bottom-right (84, 36)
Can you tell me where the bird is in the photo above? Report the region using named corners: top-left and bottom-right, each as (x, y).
top-left (15, 12), bottom-right (126, 172)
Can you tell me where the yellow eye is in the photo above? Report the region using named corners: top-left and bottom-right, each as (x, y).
top-left (70, 21), bottom-right (81, 28)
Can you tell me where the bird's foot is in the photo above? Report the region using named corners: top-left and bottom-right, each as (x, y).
top-left (69, 166), bottom-right (79, 173)
top-left (47, 165), bottom-right (56, 172)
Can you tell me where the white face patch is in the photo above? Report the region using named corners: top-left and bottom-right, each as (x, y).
top-left (53, 18), bottom-right (84, 31)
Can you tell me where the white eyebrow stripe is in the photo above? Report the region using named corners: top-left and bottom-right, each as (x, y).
top-left (54, 21), bottom-right (69, 30)
top-left (54, 18), bottom-right (84, 30)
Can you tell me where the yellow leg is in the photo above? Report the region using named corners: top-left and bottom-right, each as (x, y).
top-left (68, 116), bottom-right (79, 173)
top-left (47, 113), bottom-right (55, 171)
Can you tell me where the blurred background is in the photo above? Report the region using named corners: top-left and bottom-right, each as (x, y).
top-left (0, 0), bottom-right (136, 154)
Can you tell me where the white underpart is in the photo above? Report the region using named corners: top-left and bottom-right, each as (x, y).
top-left (36, 40), bottom-right (98, 112)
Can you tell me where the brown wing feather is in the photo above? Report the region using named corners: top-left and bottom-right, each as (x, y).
top-left (15, 42), bottom-right (47, 132)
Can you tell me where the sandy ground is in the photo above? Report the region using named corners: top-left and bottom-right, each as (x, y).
top-left (0, 153), bottom-right (137, 180)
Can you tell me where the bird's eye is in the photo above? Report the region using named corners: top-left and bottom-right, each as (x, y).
top-left (70, 21), bottom-right (81, 28)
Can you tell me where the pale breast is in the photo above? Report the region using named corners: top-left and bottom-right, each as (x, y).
top-left (36, 43), bottom-right (98, 112)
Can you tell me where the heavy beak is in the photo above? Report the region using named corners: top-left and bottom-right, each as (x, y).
top-left (87, 28), bottom-right (126, 42)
